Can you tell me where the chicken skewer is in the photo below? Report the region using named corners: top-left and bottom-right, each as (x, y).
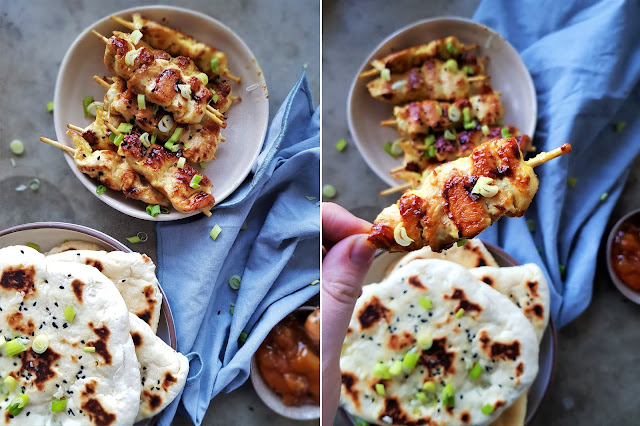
top-left (111, 13), bottom-right (241, 83)
top-left (368, 138), bottom-right (572, 252)
top-left (94, 30), bottom-right (221, 125)
top-left (40, 134), bottom-right (170, 206)
top-left (67, 108), bottom-right (123, 151)
top-left (96, 76), bottom-right (224, 163)
top-left (359, 36), bottom-right (478, 78)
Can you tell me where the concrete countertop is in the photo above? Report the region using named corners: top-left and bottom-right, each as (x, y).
top-left (0, 1), bottom-right (318, 425)
top-left (323, 1), bottom-right (640, 425)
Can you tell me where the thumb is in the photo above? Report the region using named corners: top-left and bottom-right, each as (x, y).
top-left (321, 234), bottom-right (375, 425)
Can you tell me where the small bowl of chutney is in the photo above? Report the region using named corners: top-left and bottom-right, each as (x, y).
top-left (250, 306), bottom-right (320, 420)
top-left (607, 208), bottom-right (640, 304)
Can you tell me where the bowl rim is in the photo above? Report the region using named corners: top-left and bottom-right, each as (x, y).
top-left (53, 4), bottom-right (269, 221)
top-left (346, 15), bottom-right (538, 187)
top-left (250, 305), bottom-right (320, 420)
top-left (606, 208), bottom-right (640, 304)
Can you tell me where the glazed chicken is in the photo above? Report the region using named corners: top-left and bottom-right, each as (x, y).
top-left (369, 138), bottom-right (571, 252)
top-left (74, 108), bottom-right (123, 151)
top-left (66, 131), bottom-right (169, 206)
top-left (117, 131), bottom-right (215, 212)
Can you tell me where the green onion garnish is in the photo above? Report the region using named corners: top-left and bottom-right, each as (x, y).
top-left (441, 384), bottom-right (455, 406)
top-left (422, 381), bottom-right (436, 393)
top-left (3, 376), bottom-right (16, 393)
top-left (177, 157), bottom-right (186, 169)
top-left (6, 394), bottom-right (28, 416)
top-left (457, 239), bottom-right (468, 247)
top-left (375, 383), bottom-right (386, 396)
top-left (10, 140), bottom-right (24, 155)
top-left (47, 101), bottom-right (54, 113)
top-left (414, 391), bottom-right (428, 403)
top-left (189, 174), bottom-right (203, 189)
top-left (146, 204), bottom-right (161, 217)
top-left (355, 418), bottom-right (370, 426)
top-left (152, 104), bottom-right (160, 115)
top-left (481, 124), bottom-right (490, 136)
top-left (5, 339), bottom-right (26, 357)
top-left (210, 224), bottom-right (222, 240)
top-left (501, 127), bottom-right (512, 138)
top-left (389, 360), bottom-right (403, 376)
top-left (380, 68), bottom-right (391, 81)
top-left (425, 145), bottom-right (436, 158)
top-left (113, 134), bottom-right (125, 146)
top-left (212, 93), bottom-right (219, 103)
top-left (323, 184), bottom-right (336, 199)
top-left (446, 41), bottom-right (458, 55)
top-left (210, 57), bottom-right (220, 73)
top-left (83, 346), bottom-right (96, 353)
top-left (402, 351), bottom-right (420, 370)
top-left (448, 106), bottom-right (461, 122)
top-left (470, 363), bottom-right (483, 379)
top-left (150, 133), bottom-right (157, 145)
top-left (196, 72), bottom-right (208, 85)
top-left (238, 331), bottom-right (248, 345)
top-left (51, 398), bottom-right (67, 412)
top-left (82, 96), bottom-right (94, 118)
top-left (137, 94), bottom-right (146, 110)
top-left (481, 403), bottom-right (494, 415)
top-left (167, 127), bottom-right (183, 144)
top-left (462, 107), bottom-right (471, 123)
top-left (383, 140), bottom-right (403, 158)
top-left (64, 305), bottom-right (75, 323)
top-left (310, 279), bottom-right (319, 286)
top-left (464, 120), bottom-right (477, 130)
top-left (455, 308), bottom-right (465, 318)
top-left (444, 129), bottom-right (456, 141)
top-left (230, 303), bottom-right (235, 315)
top-left (373, 362), bottom-right (391, 379)
top-left (462, 66), bottom-right (474, 75)
top-left (96, 185), bottom-right (107, 195)
top-left (229, 275), bottom-right (242, 290)
top-left (335, 138), bottom-right (347, 152)
top-left (419, 297), bottom-right (432, 310)
top-left (109, 132), bottom-right (116, 143)
top-left (199, 161), bottom-right (207, 169)
top-left (443, 59), bottom-right (458, 72)
top-left (615, 121), bottom-right (626, 132)
top-left (527, 219), bottom-right (536, 233)
top-left (164, 141), bottom-right (178, 152)
top-left (25, 242), bottom-right (40, 252)
top-left (600, 192), bottom-right (608, 201)
top-left (424, 134), bottom-right (435, 146)
top-left (126, 236), bottom-right (142, 243)
top-left (417, 331), bottom-right (432, 350)
top-left (32, 335), bottom-right (49, 354)
top-left (567, 177), bottom-right (577, 188)
top-left (435, 104), bottom-right (443, 116)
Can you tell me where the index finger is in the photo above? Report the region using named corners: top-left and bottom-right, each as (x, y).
top-left (322, 202), bottom-right (372, 244)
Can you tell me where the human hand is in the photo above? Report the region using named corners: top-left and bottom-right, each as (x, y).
top-left (321, 202), bottom-right (376, 425)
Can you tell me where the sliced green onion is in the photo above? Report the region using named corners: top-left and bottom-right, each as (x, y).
top-left (178, 84), bottom-right (192, 99)
top-left (310, 279), bottom-right (320, 286)
top-left (152, 104), bottom-right (160, 115)
top-left (402, 351), bottom-right (420, 370)
top-left (600, 192), bottom-right (608, 201)
top-left (25, 242), bottom-right (40, 252)
top-left (96, 185), bottom-right (107, 195)
top-left (109, 132), bottom-right (117, 143)
top-left (425, 145), bottom-right (436, 158)
top-left (229, 275), bottom-right (242, 290)
top-left (125, 49), bottom-right (139, 66)
top-left (51, 398), bottom-right (67, 412)
top-left (3, 376), bottom-right (16, 393)
top-left (355, 418), bottom-right (370, 426)
top-left (446, 41), bottom-right (458, 55)
top-left (212, 93), bottom-right (220, 103)
top-left (464, 120), bottom-right (477, 130)
top-left (32, 335), bottom-right (49, 354)
top-left (189, 174), bottom-right (203, 189)
top-left (196, 72), bottom-right (209, 85)
top-left (422, 381), bottom-right (436, 393)
top-left (86, 101), bottom-right (103, 116)
top-left (137, 94), bottom-right (146, 110)
top-left (373, 362), bottom-right (391, 380)
top-left (567, 177), bottom-right (577, 188)
top-left (335, 138), bottom-right (347, 152)
top-left (435, 104), bottom-right (443, 116)
top-left (64, 305), bottom-right (75, 323)
top-left (113, 134), bottom-right (125, 146)
top-left (615, 121), bottom-right (626, 132)
top-left (6, 394), bottom-right (28, 416)
top-left (322, 184), bottom-right (336, 199)
top-left (82, 96), bottom-right (94, 118)
top-left (230, 303), bottom-right (235, 315)
top-left (424, 134), bottom-right (435, 146)
top-left (83, 346), bottom-right (96, 353)
top-left (140, 132), bottom-right (150, 147)
top-left (441, 384), bottom-right (455, 406)
top-left (210, 57), bottom-right (220, 73)
top-left (238, 331), bottom-right (248, 345)
top-left (126, 236), bottom-right (142, 244)
top-left (457, 239), bottom-right (468, 247)
top-left (6, 339), bottom-right (26, 357)
top-left (527, 219), bottom-right (536, 233)
top-left (501, 127), bottom-right (512, 138)
top-left (414, 391), bottom-right (429, 404)
top-left (160, 206), bottom-right (170, 214)
top-left (199, 162), bottom-right (207, 169)
top-left (168, 127), bottom-right (183, 144)
top-left (150, 133), bottom-right (157, 145)
top-left (130, 29), bottom-right (143, 44)
top-left (462, 65), bottom-right (475, 75)
top-left (462, 107), bottom-right (471, 123)
top-left (164, 141), bottom-right (179, 152)
top-left (443, 59), bottom-right (458, 72)
top-left (117, 123), bottom-right (133, 134)
top-left (47, 101), bottom-right (54, 113)
top-left (146, 204), bottom-right (161, 217)
top-left (389, 360), bottom-right (403, 376)
top-left (375, 383), bottom-right (386, 396)
top-left (176, 157), bottom-right (186, 169)
top-left (383, 141), bottom-right (403, 158)
top-left (158, 115), bottom-right (174, 133)
top-left (481, 403), bottom-right (494, 415)
top-left (455, 308), bottom-right (465, 318)
top-left (448, 106), bottom-right (461, 122)
top-left (210, 224), bottom-right (222, 240)
top-left (470, 363), bottom-right (483, 380)
top-left (28, 178), bottom-right (40, 191)
top-left (380, 68), bottom-right (391, 81)
top-left (10, 140), bottom-right (24, 155)
top-left (419, 297), bottom-right (432, 310)
top-left (481, 124), bottom-right (490, 136)
top-left (417, 331), bottom-right (432, 350)
top-left (444, 130), bottom-right (456, 141)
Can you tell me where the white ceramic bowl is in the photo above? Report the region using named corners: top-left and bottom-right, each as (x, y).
top-left (250, 306), bottom-right (320, 421)
top-left (606, 209), bottom-right (640, 304)
top-left (347, 17), bottom-right (537, 187)
top-left (54, 5), bottom-right (269, 221)
top-left (342, 241), bottom-right (556, 426)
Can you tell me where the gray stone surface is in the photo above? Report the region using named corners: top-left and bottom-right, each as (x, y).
top-left (0, 1), bottom-right (318, 425)
top-left (323, 1), bottom-right (640, 425)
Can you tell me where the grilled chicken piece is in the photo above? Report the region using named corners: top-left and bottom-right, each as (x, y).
top-left (104, 77), bottom-right (222, 163)
top-left (68, 131), bottom-right (169, 206)
top-left (118, 131), bottom-right (215, 212)
top-left (370, 138), bottom-right (571, 252)
top-left (79, 108), bottom-right (123, 151)
top-left (367, 57), bottom-right (486, 104)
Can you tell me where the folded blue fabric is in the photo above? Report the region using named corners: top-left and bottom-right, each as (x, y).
top-left (473, 0), bottom-right (640, 326)
top-left (155, 71), bottom-right (320, 425)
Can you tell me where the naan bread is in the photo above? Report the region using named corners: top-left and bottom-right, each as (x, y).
top-left (0, 245), bottom-right (141, 425)
top-left (341, 259), bottom-right (538, 426)
top-left (46, 241), bottom-right (104, 254)
top-left (128, 314), bottom-right (188, 421)
top-left (47, 250), bottom-right (162, 333)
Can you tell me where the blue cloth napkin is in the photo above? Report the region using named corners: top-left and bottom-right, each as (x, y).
top-left (473, 0), bottom-right (640, 326)
top-left (155, 71), bottom-right (320, 425)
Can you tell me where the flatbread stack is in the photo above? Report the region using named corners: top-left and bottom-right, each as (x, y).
top-left (341, 240), bottom-right (550, 426)
top-left (0, 243), bottom-right (188, 425)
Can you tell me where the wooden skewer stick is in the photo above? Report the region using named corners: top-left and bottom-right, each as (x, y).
top-left (205, 110), bottom-right (225, 127)
top-left (226, 73), bottom-right (241, 84)
top-left (40, 137), bottom-right (76, 155)
top-left (202, 209), bottom-right (212, 217)
top-left (379, 183), bottom-right (412, 196)
top-left (525, 143), bottom-right (572, 168)
top-left (110, 15), bottom-right (136, 30)
top-left (91, 29), bottom-right (109, 44)
top-left (390, 165), bottom-right (406, 174)
top-left (228, 95), bottom-right (241, 102)
top-left (468, 75), bottom-right (488, 82)
top-left (206, 105), bottom-right (224, 118)
top-left (93, 75), bottom-right (111, 89)
top-left (220, 137), bottom-right (226, 142)
top-left (358, 68), bottom-right (380, 79)
top-left (380, 118), bottom-right (397, 127)
top-left (67, 124), bottom-right (85, 133)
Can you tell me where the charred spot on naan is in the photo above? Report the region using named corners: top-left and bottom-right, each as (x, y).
top-left (379, 397), bottom-right (431, 426)
top-left (86, 322), bottom-right (112, 364)
top-left (479, 331), bottom-right (521, 361)
top-left (407, 275), bottom-right (426, 289)
top-left (460, 411), bottom-right (471, 423)
top-left (72, 279), bottom-right (85, 303)
top-left (81, 380), bottom-right (117, 425)
top-left (163, 372), bottom-right (177, 391)
top-left (85, 258), bottom-right (104, 272)
top-left (525, 303), bottom-right (544, 320)
top-left (480, 276), bottom-right (493, 286)
top-left (461, 243), bottom-right (488, 267)
top-left (20, 347), bottom-right (62, 390)
top-left (142, 390), bottom-right (163, 410)
top-left (132, 332), bottom-right (143, 348)
top-left (445, 288), bottom-right (482, 316)
top-left (420, 337), bottom-right (456, 377)
top-left (526, 280), bottom-right (539, 297)
top-left (387, 330), bottom-right (416, 351)
top-left (1, 265), bottom-right (36, 299)
top-left (516, 362), bottom-right (524, 377)
top-left (341, 373), bottom-right (360, 410)
top-left (7, 312), bottom-right (35, 335)
top-left (357, 296), bottom-right (391, 330)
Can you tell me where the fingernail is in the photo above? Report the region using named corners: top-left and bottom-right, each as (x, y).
top-left (349, 236), bottom-right (375, 267)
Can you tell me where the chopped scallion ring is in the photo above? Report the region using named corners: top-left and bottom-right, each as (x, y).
top-left (150, 133), bottom-right (157, 145)
top-left (64, 305), bottom-right (76, 323)
top-left (336, 138), bottom-right (347, 152)
top-left (444, 130), bottom-right (456, 141)
top-left (446, 41), bottom-right (458, 55)
top-left (424, 134), bottom-right (435, 146)
top-left (422, 381), bottom-right (436, 393)
top-left (126, 236), bottom-right (142, 244)
top-left (600, 192), bottom-right (608, 201)
top-left (160, 206), bottom-right (170, 214)
top-left (10, 139), bottom-right (24, 155)
top-left (6, 394), bottom-right (28, 416)
top-left (137, 94), bottom-right (146, 110)
top-left (130, 29), bottom-right (142, 44)
top-left (373, 362), bottom-right (391, 379)
top-left (455, 308), bottom-right (465, 318)
top-left (210, 57), bottom-right (220, 73)
top-left (375, 383), bottom-right (386, 396)
top-left (86, 101), bottom-right (103, 116)
top-left (212, 93), bottom-right (220, 103)
top-left (6, 339), bottom-right (26, 357)
top-left (47, 101), bottom-right (54, 113)
top-left (463, 65), bottom-right (475, 75)
top-left (230, 303), bottom-right (235, 315)
top-left (158, 115), bottom-right (174, 133)
top-left (389, 360), bottom-right (403, 376)
top-left (96, 185), bottom-right (107, 195)
top-left (310, 279), bottom-right (319, 286)
top-left (125, 49), bottom-right (140, 66)
top-left (419, 297), bottom-right (432, 310)
top-left (481, 124), bottom-right (490, 136)
top-left (380, 68), bottom-right (391, 81)
top-left (113, 134), bottom-right (125, 146)
top-left (457, 239), bottom-right (468, 247)
top-left (417, 331), bottom-right (432, 350)
top-left (402, 351), bottom-right (420, 370)
top-left (435, 104), bottom-right (443, 116)
top-left (414, 392), bottom-right (428, 404)
top-left (501, 127), bottom-right (512, 138)
top-left (136, 232), bottom-right (148, 242)
top-left (167, 128), bottom-right (183, 144)
top-left (3, 376), bottom-right (16, 393)
top-left (25, 242), bottom-right (40, 252)
top-left (189, 174), bottom-right (203, 189)
top-left (51, 398), bottom-right (67, 412)
top-left (425, 145), bottom-right (436, 159)
top-left (238, 331), bottom-right (248, 345)
top-left (83, 346), bottom-right (96, 353)
top-left (481, 403), bottom-right (494, 415)
top-left (462, 107), bottom-right (471, 123)
top-left (229, 275), bottom-right (242, 290)
top-left (28, 178), bottom-right (40, 191)
top-left (448, 106), bottom-right (461, 122)
top-left (32, 335), bottom-right (49, 354)
top-left (464, 120), bottom-right (477, 130)
top-left (140, 132), bottom-right (151, 147)
top-left (164, 141), bottom-right (179, 152)
top-left (470, 363), bottom-right (483, 379)
top-left (146, 204), bottom-right (161, 217)
top-left (178, 84), bottom-right (192, 99)
top-left (441, 384), bottom-right (455, 406)
top-left (210, 224), bottom-right (222, 240)
top-left (196, 72), bottom-right (209, 85)
top-left (323, 184), bottom-right (336, 199)
top-left (82, 96), bottom-right (94, 118)
top-left (152, 104), bottom-right (160, 115)
top-left (177, 157), bottom-right (186, 169)
top-left (117, 123), bottom-right (134, 134)
top-left (443, 59), bottom-right (458, 72)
